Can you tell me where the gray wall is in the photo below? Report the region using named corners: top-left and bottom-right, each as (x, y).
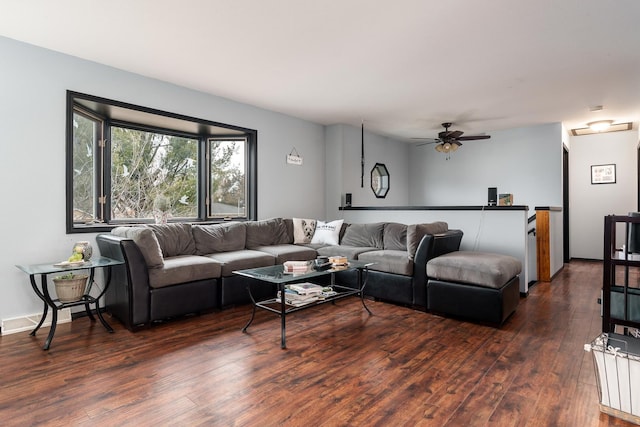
top-left (0, 36), bottom-right (326, 321)
top-left (569, 129), bottom-right (639, 259)
top-left (325, 124), bottom-right (409, 221)
top-left (408, 122), bottom-right (564, 209)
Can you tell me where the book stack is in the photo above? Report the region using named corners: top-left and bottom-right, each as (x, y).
top-left (276, 282), bottom-right (324, 306)
top-left (282, 260), bottom-right (313, 274)
top-left (329, 256), bottom-right (348, 266)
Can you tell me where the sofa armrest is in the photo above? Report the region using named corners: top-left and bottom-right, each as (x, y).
top-left (412, 229), bottom-right (463, 306)
top-left (96, 234), bottom-right (151, 330)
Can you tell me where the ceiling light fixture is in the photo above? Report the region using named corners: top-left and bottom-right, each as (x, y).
top-left (570, 121), bottom-right (632, 136)
top-left (587, 120), bottom-right (614, 132)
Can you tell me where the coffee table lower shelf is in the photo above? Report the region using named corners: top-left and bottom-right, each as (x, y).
top-left (235, 263), bottom-right (372, 349)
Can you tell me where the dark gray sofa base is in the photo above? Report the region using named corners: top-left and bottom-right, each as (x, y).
top-left (427, 276), bottom-right (520, 325)
top-left (150, 279), bottom-right (218, 322)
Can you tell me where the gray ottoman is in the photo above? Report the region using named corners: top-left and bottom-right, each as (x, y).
top-left (426, 251), bottom-right (521, 325)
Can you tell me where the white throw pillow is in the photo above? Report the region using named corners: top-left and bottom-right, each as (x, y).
top-left (292, 218), bottom-right (317, 244)
top-left (311, 219), bottom-right (344, 246)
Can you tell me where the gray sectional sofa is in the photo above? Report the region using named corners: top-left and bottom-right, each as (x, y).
top-left (96, 218), bottom-right (463, 331)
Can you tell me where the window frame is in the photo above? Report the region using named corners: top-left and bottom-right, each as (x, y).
top-left (66, 91), bottom-right (258, 233)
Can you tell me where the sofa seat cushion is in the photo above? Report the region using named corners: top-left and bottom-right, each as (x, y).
top-left (252, 244), bottom-right (317, 264)
top-left (148, 255), bottom-right (221, 289)
top-left (427, 251), bottom-right (522, 289)
top-left (357, 250), bottom-right (413, 276)
top-left (316, 245), bottom-right (379, 260)
top-left (206, 250), bottom-right (276, 276)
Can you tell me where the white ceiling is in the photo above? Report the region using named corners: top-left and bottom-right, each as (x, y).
top-left (1, 0), bottom-right (639, 140)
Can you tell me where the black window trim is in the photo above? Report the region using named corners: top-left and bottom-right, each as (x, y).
top-left (66, 90), bottom-right (258, 233)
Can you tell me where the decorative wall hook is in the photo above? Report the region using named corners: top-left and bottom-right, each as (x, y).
top-left (286, 147), bottom-right (303, 166)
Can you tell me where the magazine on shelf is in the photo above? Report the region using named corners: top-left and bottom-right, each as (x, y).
top-left (276, 292), bottom-right (319, 307)
top-left (287, 282), bottom-right (324, 295)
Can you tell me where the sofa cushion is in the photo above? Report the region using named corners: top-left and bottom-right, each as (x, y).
top-left (426, 251), bottom-right (522, 289)
top-left (148, 255), bottom-right (221, 289)
top-left (316, 245), bottom-right (378, 260)
top-left (292, 218), bottom-right (317, 244)
top-left (340, 222), bottom-right (384, 249)
top-left (111, 226), bottom-right (164, 269)
top-left (311, 219), bottom-right (344, 245)
top-left (192, 222), bottom-right (246, 255)
top-left (148, 223), bottom-right (196, 257)
top-left (407, 222), bottom-right (449, 260)
top-left (206, 250), bottom-right (276, 276)
top-left (245, 218), bottom-right (290, 247)
top-left (358, 250), bottom-right (413, 276)
top-left (384, 222), bottom-right (407, 251)
top-left (252, 244), bottom-right (317, 264)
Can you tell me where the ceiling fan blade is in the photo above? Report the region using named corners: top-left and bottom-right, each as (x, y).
top-left (448, 130), bottom-right (464, 139)
top-left (416, 141), bottom-right (439, 146)
top-left (452, 141), bottom-right (462, 146)
top-left (457, 135), bottom-right (491, 141)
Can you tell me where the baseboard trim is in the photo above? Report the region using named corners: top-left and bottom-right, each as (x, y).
top-left (1, 308), bottom-right (72, 336)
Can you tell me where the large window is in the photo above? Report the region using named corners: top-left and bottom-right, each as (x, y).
top-left (66, 91), bottom-right (257, 233)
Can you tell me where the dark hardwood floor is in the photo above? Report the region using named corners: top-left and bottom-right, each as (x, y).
top-left (0, 260), bottom-right (637, 426)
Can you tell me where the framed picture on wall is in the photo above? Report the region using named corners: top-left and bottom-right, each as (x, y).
top-left (591, 164), bottom-right (616, 184)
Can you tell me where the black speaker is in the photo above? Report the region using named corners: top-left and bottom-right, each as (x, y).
top-left (345, 193), bottom-right (352, 207)
top-left (488, 187), bottom-right (497, 206)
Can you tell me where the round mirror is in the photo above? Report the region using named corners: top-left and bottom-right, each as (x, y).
top-left (371, 163), bottom-right (390, 198)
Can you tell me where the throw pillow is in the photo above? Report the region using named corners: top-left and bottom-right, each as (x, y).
top-left (311, 219), bottom-right (344, 246)
top-left (293, 218), bottom-right (317, 244)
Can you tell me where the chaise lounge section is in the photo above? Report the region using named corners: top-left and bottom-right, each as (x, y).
top-left (426, 251), bottom-right (522, 325)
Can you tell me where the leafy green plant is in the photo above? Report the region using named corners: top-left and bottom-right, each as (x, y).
top-left (54, 273), bottom-right (80, 280)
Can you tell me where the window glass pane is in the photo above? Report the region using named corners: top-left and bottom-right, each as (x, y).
top-left (111, 127), bottom-right (198, 221)
top-left (72, 111), bottom-right (98, 222)
top-left (209, 138), bottom-right (246, 218)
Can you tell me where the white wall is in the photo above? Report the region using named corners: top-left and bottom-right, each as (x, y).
top-left (569, 130), bottom-right (639, 259)
top-left (325, 124), bottom-right (409, 220)
top-left (0, 36), bottom-right (326, 321)
top-left (408, 123), bottom-right (564, 209)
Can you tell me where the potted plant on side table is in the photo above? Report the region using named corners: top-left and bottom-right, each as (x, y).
top-left (53, 272), bottom-right (88, 303)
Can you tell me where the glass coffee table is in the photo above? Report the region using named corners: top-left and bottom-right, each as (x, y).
top-left (234, 260), bottom-right (373, 349)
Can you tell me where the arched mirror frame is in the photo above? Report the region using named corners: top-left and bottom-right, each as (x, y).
top-left (371, 163), bottom-right (390, 198)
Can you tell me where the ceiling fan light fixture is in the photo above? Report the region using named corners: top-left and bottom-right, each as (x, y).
top-left (587, 120), bottom-right (614, 132)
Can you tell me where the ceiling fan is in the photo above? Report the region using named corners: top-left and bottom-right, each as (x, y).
top-left (413, 122), bottom-right (491, 159)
